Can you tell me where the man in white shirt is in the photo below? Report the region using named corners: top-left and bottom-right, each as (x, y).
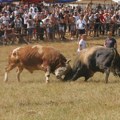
top-left (28, 9), bottom-right (36, 19)
top-left (13, 7), bottom-right (19, 17)
top-left (0, 12), bottom-right (10, 27)
top-left (29, 4), bottom-right (38, 13)
top-left (76, 14), bottom-right (86, 39)
top-left (22, 11), bottom-right (29, 35)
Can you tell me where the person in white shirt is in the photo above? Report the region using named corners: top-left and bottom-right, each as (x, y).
top-left (26, 15), bottom-right (34, 43)
top-left (28, 9), bottom-right (35, 19)
top-left (76, 14), bottom-right (87, 39)
top-left (77, 34), bottom-right (87, 53)
top-left (0, 12), bottom-right (10, 27)
top-left (29, 4), bottom-right (38, 13)
top-left (22, 11), bottom-right (29, 35)
top-left (13, 7), bottom-right (19, 17)
top-left (14, 14), bottom-right (22, 34)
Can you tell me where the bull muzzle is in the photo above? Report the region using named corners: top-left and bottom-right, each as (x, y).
top-left (56, 75), bottom-right (65, 80)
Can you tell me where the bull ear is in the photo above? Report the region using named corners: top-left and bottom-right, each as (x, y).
top-left (66, 59), bottom-right (71, 64)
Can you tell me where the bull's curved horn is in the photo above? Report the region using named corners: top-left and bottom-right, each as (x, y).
top-left (66, 59), bottom-right (71, 64)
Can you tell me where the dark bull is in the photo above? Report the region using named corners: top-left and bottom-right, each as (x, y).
top-left (64, 46), bottom-right (120, 83)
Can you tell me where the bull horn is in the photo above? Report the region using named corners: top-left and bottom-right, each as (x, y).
top-left (66, 59), bottom-right (71, 64)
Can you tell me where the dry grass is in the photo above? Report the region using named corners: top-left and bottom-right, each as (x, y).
top-left (0, 37), bottom-right (120, 120)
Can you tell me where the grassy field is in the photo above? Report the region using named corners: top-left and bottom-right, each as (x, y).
top-left (0, 37), bottom-right (120, 120)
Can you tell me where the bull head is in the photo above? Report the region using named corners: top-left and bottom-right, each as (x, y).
top-left (55, 59), bottom-right (72, 80)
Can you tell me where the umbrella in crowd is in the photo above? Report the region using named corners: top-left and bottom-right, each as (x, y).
top-left (21, 0), bottom-right (77, 3)
top-left (55, 0), bottom-right (77, 3)
top-left (0, 0), bottom-right (77, 3)
top-left (21, 0), bottom-right (42, 3)
top-left (45, 0), bottom-right (77, 3)
top-left (0, 0), bottom-right (13, 2)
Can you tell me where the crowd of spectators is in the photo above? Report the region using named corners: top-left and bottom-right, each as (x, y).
top-left (0, 2), bottom-right (120, 45)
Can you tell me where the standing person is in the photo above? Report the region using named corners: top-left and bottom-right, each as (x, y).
top-left (104, 13), bottom-right (111, 35)
top-left (88, 14), bottom-right (95, 36)
top-left (34, 14), bottom-right (44, 41)
top-left (14, 14), bottom-right (22, 35)
top-left (26, 15), bottom-right (34, 43)
top-left (69, 13), bottom-right (76, 40)
top-left (76, 14), bottom-right (86, 40)
top-left (77, 34), bottom-right (87, 53)
top-left (58, 17), bottom-right (65, 40)
top-left (111, 14), bottom-right (117, 36)
top-left (99, 12), bottom-right (106, 35)
top-left (94, 13), bottom-right (100, 37)
top-left (73, 11), bottom-right (79, 38)
top-left (104, 31), bottom-right (117, 49)
top-left (22, 11), bottom-right (29, 35)
top-left (0, 12), bottom-right (10, 27)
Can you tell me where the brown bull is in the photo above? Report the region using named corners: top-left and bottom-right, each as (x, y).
top-left (4, 45), bottom-right (71, 83)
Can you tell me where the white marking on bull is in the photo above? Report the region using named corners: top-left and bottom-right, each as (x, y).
top-left (32, 45), bottom-right (43, 54)
top-left (12, 47), bottom-right (21, 54)
top-left (55, 67), bottom-right (67, 79)
top-left (45, 72), bottom-right (50, 83)
top-left (4, 72), bottom-right (8, 82)
top-left (11, 47), bottom-right (21, 59)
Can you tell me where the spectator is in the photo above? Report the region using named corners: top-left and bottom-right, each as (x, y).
top-left (88, 14), bottom-right (95, 36)
top-left (77, 34), bottom-right (87, 53)
top-left (94, 13), bottom-right (100, 37)
top-left (69, 13), bottom-right (76, 40)
top-left (104, 13), bottom-right (111, 34)
top-left (99, 11), bottom-right (105, 35)
top-left (0, 23), bottom-right (5, 45)
top-left (22, 11), bottom-right (29, 35)
top-left (26, 15), bottom-right (34, 43)
top-left (0, 12), bottom-right (10, 27)
top-left (76, 14), bottom-right (86, 40)
top-left (14, 14), bottom-right (22, 34)
top-left (111, 14), bottom-right (117, 36)
top-left (58, 17), bottom-right (65, 40)
top-left (104, 31), bottom-right (117, 49)
top-left (0, 2), bottom-right (119, 46)
top-left (29, 4), bottom-right (38, 13)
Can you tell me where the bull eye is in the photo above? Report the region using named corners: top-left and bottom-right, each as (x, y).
top-left (13, 52), bottom-right (16, 56)
top-left (16, 59), bottom-right (20, 63)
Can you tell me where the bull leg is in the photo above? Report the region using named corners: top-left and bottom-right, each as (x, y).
top-left (105, 68), bottom-right (110, 83)
top-left (84, 71), bottom-right (94, 82)
top-left (16, 67), bottom-right (23, 82)
top-left (4, 72), bottom-right (8, 82)
top-left (4, 64), bottom-right (16, 82)
top-left (84, 76), bottom-right (90, 82)
top-left (72, 68), bottom-right (81, 81)
top-left (45, 67), bottom-right (51, 83)
top-left (45, 72), bottom-right (50, 83)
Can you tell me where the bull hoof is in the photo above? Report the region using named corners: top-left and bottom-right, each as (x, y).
top-left (46, 80), bottom-right (49, 84)
top-left (4, 79), bottom-right (8, 82)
